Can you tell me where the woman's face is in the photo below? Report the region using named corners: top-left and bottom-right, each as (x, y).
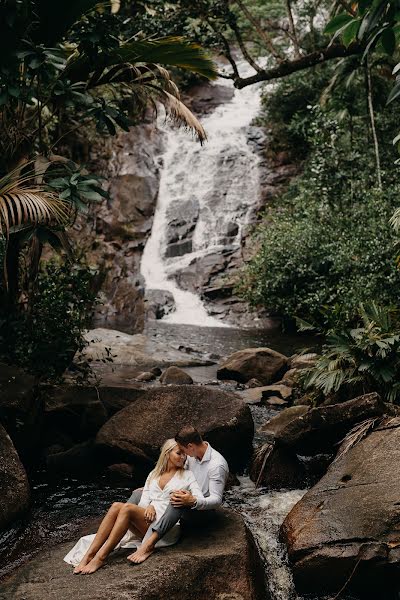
top-left (168, 445), bottom-right (186, 468)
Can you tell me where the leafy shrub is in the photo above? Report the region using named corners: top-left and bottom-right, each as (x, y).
top-left (302, 303), bottom-right (400, 403)
top-left (240, 189), bottom-right (400, 326)
top-left (240, 102), bottom-right (400, 327)
top-left (0, 258), bottom-right (98, 380)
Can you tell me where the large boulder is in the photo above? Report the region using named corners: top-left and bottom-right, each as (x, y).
top-left (41, 385), bottom-right (108, 443)
top-left (0, 509), bottom-right (267, 600)
top-left (217, 348), bottom-right (288, 385)
top-left (0, 363), bottom-right (41, 459)
top-left (281, 416), bottom-right (400, 596)
top-left (96, 385), bottom-right (254, 472)
top-left (275, 393), bottom-right (387, 453)
top-left (0, 423), bottom-right (30, 530)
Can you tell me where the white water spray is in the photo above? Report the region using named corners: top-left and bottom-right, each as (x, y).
top-left (141, 64), bottom-right (263, 326)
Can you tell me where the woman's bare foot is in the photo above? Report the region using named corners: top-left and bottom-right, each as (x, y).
top-left (80, 555), bottom-right (105, 574)
top-left (73, 554), bottom-right (94, 574)
top-left (127, 546), bottom-right (154, 564)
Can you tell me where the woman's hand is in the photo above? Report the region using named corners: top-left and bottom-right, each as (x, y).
top-left (144, 505), bottom-right (156, 523)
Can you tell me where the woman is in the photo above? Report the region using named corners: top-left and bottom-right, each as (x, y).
top-left (64, 439), bottom-right (203, 574)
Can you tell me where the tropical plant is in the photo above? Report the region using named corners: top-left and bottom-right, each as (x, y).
top-left (302, 302), bottom-right (400, 403)
top-left (0, 257), bottom-right (98, 379)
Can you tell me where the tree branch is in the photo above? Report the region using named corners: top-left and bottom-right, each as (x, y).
top-left (234, 43), bottom-right (363, 89)
top-left (234, 0), bottom-right (284, 61)
top-left (285, 0), bottom-right (301, 58)
top-left (230, 19), bottom-right (263, 73)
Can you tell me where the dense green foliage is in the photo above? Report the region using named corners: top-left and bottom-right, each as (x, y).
top-left (241, 64), bottom-right (400, 328)
top-left (0, 257), bottom-right (97, 379)
top-left (302, 303), bottom-right (400, 403)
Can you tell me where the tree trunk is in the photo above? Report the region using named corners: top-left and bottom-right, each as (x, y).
top-left (366, 60), bottom-right (382, 190)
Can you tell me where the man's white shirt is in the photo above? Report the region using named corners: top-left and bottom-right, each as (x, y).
top-left (185, 442), bottom-right (229, 510)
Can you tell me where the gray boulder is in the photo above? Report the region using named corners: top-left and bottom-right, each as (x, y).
top-left (96, 385), bottom-right (254, 471)
top-left (217, 347), bottom-right (288, 385)
top-left (281, 416), bottom-right (400, 596)
top-left (160, 366), bottom-right (193, 385)
top-left (0, 509), bottom-right (266, 600)
top-left (0, 423), bottom-right (30, 530)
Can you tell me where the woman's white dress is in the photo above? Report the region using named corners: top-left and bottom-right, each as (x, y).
top-left (63, 469), bottom-right (203, 566)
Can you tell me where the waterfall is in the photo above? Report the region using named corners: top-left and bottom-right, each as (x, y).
top-left (140, 64), bottom-right (263, 326)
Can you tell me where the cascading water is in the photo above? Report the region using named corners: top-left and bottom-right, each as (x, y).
top-left (140, 64), bottom-right (263, 326)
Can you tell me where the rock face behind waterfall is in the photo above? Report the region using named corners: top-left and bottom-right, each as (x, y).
top-left (95, 385), bottom-right (254, 472)
top-left (0, 423), bottom-right (30, 530)
top-left (281, 416), bottom-right (400, 596)
top-left (70, 122), bottom-right (164, 331)
top-left (0, 510), bottom-right (267, 600)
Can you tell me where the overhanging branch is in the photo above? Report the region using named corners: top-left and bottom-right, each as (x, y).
top-left (233, 43), bottom-right (363, 88)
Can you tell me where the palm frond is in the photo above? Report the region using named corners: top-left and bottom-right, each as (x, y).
top-left (334, 417), bottom-right (380, 462)
top-left (67, 37), bottom-right (218, 84)
top-left (0, 166), bottom-right (72, 236)
top-left (160, 90), bottom-right (207, 144)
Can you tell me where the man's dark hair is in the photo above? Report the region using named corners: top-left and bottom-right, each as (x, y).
top-left (175, 425), bottom-right (203, 446)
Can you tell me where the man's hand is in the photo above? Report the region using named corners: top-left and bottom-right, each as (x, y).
top-left (144, 505), bottom-right (156, 523)
top-left (170, 490), bottom-right (196, 507)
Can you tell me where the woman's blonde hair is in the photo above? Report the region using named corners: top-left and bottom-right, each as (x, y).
top-left (149, 438), bottom-right (184, 481)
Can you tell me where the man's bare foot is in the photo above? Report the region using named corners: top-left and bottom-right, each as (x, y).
top-left (127, 546), bottom-right (154, 564)
top-left (73, 554), bottom-right (94, 574)
top-left (80, 555), bottom-right (105, 574)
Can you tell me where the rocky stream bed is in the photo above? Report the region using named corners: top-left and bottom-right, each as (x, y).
top-left (2, 323), bottom-right (400, 599)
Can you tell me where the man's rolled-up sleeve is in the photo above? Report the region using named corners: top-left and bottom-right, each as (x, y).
top-left (195, 465), bottom-right (228, 510)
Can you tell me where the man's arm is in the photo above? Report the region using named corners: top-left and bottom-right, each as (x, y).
top-left (194, 465), bottom-right (228, 510)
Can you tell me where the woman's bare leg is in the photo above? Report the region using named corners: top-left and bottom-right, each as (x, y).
top-left (81, 504), bottom-right (148, 574)
top-left (73, 502), bottom-right (124, 573)
top-left (127, 530), bottom-right (159, 564)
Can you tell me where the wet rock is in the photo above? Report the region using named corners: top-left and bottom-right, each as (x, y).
top-left (96, 385), bottom-right (254, 471)
top-left (106, 462), bottom-right (135, 484)
top-left (135, 371), bottom-right (157, 382)
top-left (41, 385), bottom-right (108, 442)
top-left (46, 441), bottom-right (101, 476)
top-left (259, 384), bottom-right (292, 403)
top-left (238, 388), bottom-right (264, 405)
top-left (280, 416), bottom-right (400, 597)
top-left (275, 393), bottom-right (386, 454)
top-left (217, 347), bottom-right (288, 385)
top-left (0, 423), bottom-right (30, 530)
top-left (82, 328), bottom-right (214, 369)
top-left (160, 366), bottom-right (193, 385)
top-left (260, 406), bottom-right (310, 437)
top-left (280, 368), bottom-right (301, 386)
top-left (250, 443), bottom-right (306, 489)
top-left (0, 363), bottom-right (41, 459)
top-left (247, 378), bottom-right (263, 388)
top-left (145, 289), bottom-right (175, 320)
top-left (0, 509), bottom-right (266, 600)
top-left (264, 397), bottom-right (288, 407)
top-left (184, 81), bottom-right (235, 115)
top-left (95, 385), bottom-right (146, 417)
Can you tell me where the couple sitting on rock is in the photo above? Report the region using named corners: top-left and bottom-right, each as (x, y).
top-left (64, 425), bottom-right (229, 573)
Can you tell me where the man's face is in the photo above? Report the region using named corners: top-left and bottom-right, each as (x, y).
top-left (178, 442), bottom-right (196, 457)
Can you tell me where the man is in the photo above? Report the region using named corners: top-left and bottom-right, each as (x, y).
top-left (126, 424), bottom-right (229, 564)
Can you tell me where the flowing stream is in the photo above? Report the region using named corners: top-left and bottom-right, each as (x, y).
top-left (140, 63), bottom-right (263, 326)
